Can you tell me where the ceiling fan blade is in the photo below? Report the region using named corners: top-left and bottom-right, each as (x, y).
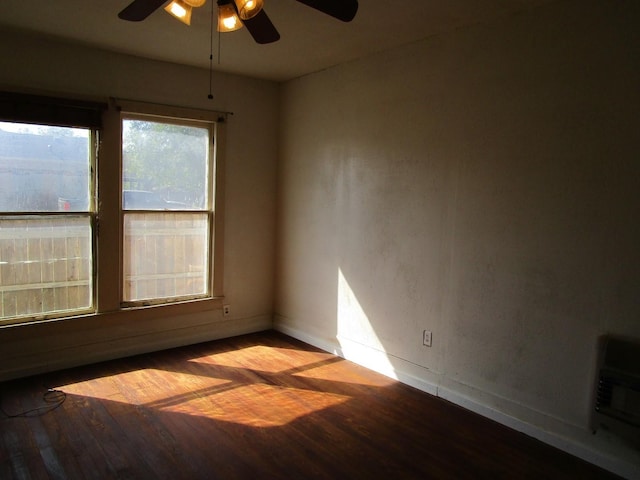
top-left (118, 0), bottom-right (169, 21)
top-left (295, 0), bottom-right (358, 22)
top-left (243, 9), bottom-right (280, 44)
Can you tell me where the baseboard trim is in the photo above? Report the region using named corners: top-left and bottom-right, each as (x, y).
top-left (274, 321), bottom-right (639, 479)
top-left (436, 384), bottom-right (639, 479)
top-left (1, 314), bottom-right (272, 382)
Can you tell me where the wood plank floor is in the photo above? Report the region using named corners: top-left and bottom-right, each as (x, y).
top-left (0, 330), bottom-right (619, 479)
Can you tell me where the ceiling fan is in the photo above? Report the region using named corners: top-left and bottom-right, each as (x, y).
top-left (118, 0), bottom-right (359, 44)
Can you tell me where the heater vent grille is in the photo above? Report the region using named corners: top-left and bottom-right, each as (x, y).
top-left (593, 337), bottom-right (640, 447)
top-left (596, 372), bottom-right (640, 427)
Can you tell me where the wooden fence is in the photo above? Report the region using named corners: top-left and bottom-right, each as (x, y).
top-left (0, 216), bottom-right (92, 320)
top-left (122, 212), bottom-right (209, 302)
top-left (0, 212), bottom-right (210, 321)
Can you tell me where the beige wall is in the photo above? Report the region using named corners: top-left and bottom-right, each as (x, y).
top-left (0, 30), bottom-right (278, 379)
top-left (1, 0), bottom-right (639, 475)
top-left (275, 0), bottom-right (640, 475)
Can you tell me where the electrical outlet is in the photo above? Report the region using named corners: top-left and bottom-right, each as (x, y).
top-left (223, 305), bottom-right (231, 317)
top-left (423, 330), bottom-right (432, 347)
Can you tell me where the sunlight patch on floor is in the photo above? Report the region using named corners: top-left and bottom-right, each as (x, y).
top-left (293, 360), bottom-right (394, 387)
top-left (190, 345), bottom-right (335, 374)
top-left (58, 365), bottom-right (350, 427)
top-left (159, 383), bottom-right (349, 427)
top-left (59, 370), bottom-right (231, 404)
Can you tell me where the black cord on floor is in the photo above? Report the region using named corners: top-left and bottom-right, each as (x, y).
top-left (0, 389), bottom-right (66, 418)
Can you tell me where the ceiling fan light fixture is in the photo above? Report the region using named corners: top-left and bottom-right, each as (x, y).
top-left (164, 0), bottom-right (193, 25)
top-left (218, 2), bottom-right (243, 32)
top-left (234, 0), bottom-right (263, 20)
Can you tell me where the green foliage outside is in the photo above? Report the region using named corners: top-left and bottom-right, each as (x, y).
top-left (122, 119), bottom-right (210, 208)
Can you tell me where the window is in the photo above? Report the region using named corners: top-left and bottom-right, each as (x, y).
top-left (121, 114), bottom-right (215, 306)
top-left (0, 122), bottom-right (95, 321)
top-left (0, 93), bottom-right (225, 326)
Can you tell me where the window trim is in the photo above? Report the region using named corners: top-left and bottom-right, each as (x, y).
top-left (0, 95), bottom-right (227, 326)
top-left (0, 92), bottom-right (232, 329)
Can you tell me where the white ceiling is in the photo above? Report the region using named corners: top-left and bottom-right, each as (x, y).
top-left (0, 0), bottom-right (554, 82)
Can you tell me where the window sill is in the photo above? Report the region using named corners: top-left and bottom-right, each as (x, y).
top-left (0, 296), bottom-right (225, 329)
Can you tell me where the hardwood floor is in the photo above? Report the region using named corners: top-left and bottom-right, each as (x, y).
top-left (1, 330), bottom-right (619, 479)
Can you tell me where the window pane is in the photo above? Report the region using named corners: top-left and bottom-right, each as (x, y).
top-left (122, 120), bottom-right (209, 211)
top-left (0, 122), bottom-right (90, 212)
top-left (123, 213), bottom-right (209, 302)
top-left (0, 216), bottom-right (93, 321)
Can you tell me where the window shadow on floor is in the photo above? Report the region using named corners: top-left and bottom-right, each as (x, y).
top-left (0, 331), bottom-right (619, 480)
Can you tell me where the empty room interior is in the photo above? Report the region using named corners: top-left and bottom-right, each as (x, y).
top-left (0, 0), bottom-right (639, 478)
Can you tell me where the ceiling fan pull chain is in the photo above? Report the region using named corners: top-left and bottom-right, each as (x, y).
top-left (208, 0), bottom-right (215, 99)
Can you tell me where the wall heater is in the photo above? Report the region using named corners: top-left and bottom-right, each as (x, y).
top-left (593, 336), bottom-right (640, 448)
